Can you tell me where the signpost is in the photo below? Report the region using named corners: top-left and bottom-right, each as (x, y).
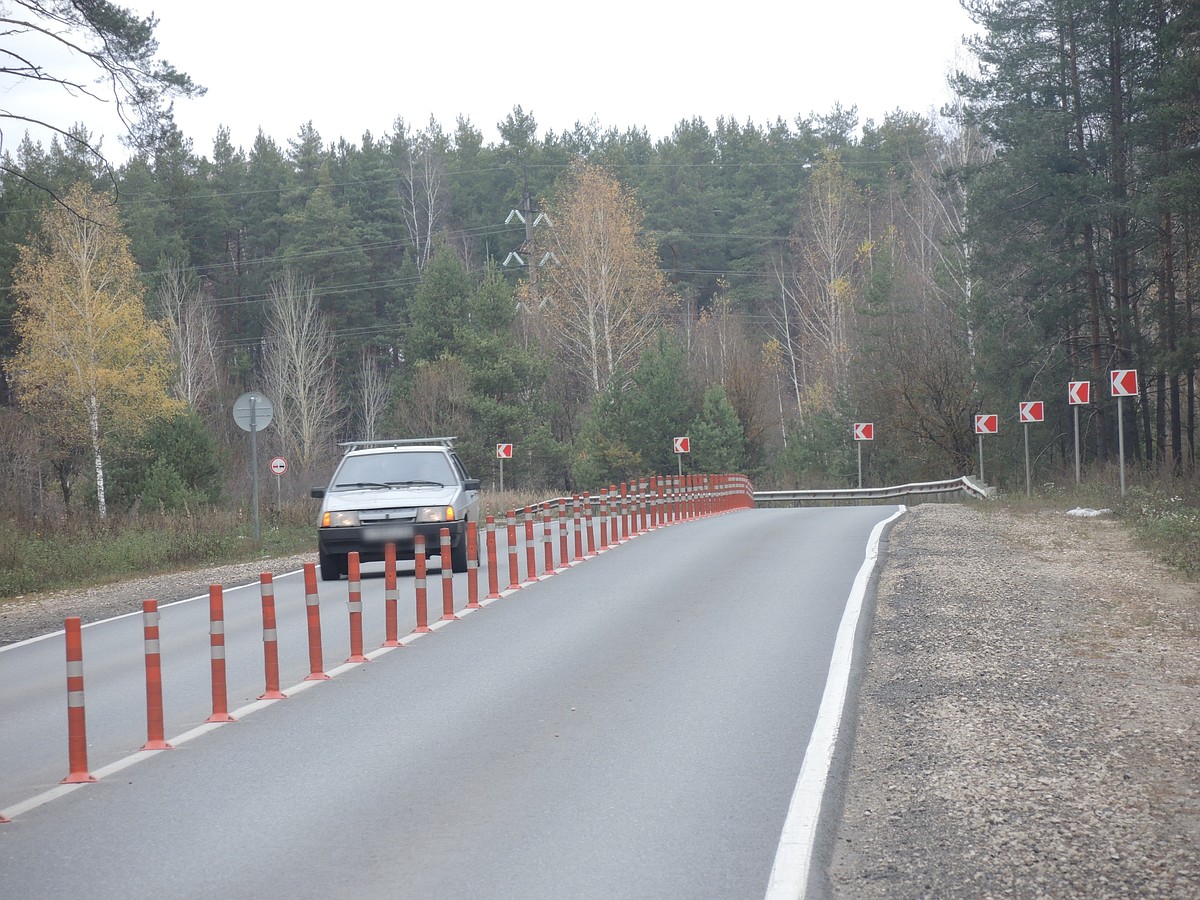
top-left (269, 456), bottom-right (288, 509)
top-left (1068, 380), bottom-right (1090, 486)
top-left (1110, 369), bottom-right (1139, 497)
top-left (1018, 401), bottom-right (1044, 497)
top-left (496, 443), bottom-right (513, 492)
top-left (673, 436), bottom-right (690, 476)
top-left (974, 414), bottom-right (998, 484)
top-left (232, 392), bottom-right (274, 542)
top-left (852, 423), bottom-right (873, 489)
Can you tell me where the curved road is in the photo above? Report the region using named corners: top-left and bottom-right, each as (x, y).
top-left (0, 505), bottom-right (899, 898)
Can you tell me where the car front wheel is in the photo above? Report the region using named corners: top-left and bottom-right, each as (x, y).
top-left (319, 550), bottom-right (345, 581)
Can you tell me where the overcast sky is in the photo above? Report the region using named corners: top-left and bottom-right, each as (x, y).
top-left (5, 0), bottom-right (979, 160)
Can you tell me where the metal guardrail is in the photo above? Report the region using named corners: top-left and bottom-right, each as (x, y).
top-left (753, 476), bottom-right (992, 506)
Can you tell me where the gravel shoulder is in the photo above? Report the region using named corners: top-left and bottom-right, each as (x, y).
top-left (827, 503), bottom-right (1199, 898)
top-left (0, 554), bottom-right (314, 645)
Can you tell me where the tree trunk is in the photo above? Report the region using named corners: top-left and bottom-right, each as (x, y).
top-left (88, 394), bottom-right (107, 519)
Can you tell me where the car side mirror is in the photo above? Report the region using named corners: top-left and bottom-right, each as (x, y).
top-left (310, 487), bottom-right (326, 499)
top-left (464, 478), bottom-right (481, 492)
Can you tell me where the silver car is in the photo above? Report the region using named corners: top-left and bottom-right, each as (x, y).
top-left (310, 438), bottom-right (481, 581)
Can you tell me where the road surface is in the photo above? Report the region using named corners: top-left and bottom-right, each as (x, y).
top-left (0, 505), bottom-right (899, 899)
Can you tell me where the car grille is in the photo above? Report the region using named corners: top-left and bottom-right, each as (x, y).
top-left (359, 508), bottom-right (417, 525)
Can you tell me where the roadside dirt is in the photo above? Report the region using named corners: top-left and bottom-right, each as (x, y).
top-left (827, 504), bottom-right (1199, 898)
top-left (0, 554), bottom-right (313, 645)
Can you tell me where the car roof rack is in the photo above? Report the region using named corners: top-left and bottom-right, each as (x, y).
top-left (338, 437), bottom-right (458, 452)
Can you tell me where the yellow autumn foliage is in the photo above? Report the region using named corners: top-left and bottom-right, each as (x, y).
top-left (7, 182), bottom-right (180, 455)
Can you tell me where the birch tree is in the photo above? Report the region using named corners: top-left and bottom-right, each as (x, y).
top-left (7, 181), bottom-right (178, 517)
top-left (156, 260), bottom-right (218, 413)
top-left (260, 271), bottom-right (343, 476)
top-left (356, 346), bottom-right (391, 442)
top-left (391, 117), bottom-right (447, 272)
top-left (532, 161), bottom-right (674, 395)
top-left (774, 153), bottom-right (864, 409)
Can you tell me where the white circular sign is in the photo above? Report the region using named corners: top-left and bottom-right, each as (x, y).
top-left (233, 391), bottom-right (274, 432)
top-left (269, 456), bottom-right (288, 475)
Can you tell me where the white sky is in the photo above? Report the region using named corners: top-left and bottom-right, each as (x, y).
top-left (3, 0), bottom-right (979, 160)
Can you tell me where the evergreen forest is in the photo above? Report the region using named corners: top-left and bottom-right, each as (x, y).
top-left (1, 0), bottom-right (1198, 525)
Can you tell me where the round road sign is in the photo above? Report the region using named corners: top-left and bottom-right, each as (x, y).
top-left (233, 391), bottom-right (274, 432)
top-left (269, 456), bottom-right (288, 475)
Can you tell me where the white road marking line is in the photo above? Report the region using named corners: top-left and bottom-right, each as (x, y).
top-left (765, 506), bottom-right (906, 900)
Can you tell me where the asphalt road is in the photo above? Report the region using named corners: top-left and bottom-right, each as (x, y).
top-left (0, 505), bottom-right (898, 899)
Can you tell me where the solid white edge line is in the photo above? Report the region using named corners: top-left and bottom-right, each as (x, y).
top-left (764, 506), bottom-right (906, 900)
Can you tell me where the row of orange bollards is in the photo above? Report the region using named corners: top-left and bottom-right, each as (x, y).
top-left (35, 473), bottom-right (753, 797)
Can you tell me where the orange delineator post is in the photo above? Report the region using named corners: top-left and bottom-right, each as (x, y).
top-left (599, 489), bottom-right (610, 550)
top-left (506, 510), bottom-right (521, 591)
top-left (466, 521), bottom-right (482, 609)
top-left (258, 573), bottom-right (287, 699)
top-left (413, 535), bottom-right (432, 633)
top-left (61, 617), bottom-right (96, 783)
top-left (345, 552), bottom-right (368, 663)
top-left (382, 542), bottom-right (400, 647)
top-left (584, 493), bottom-right (596, 556)
top-left (440, 527), bottom-right (458, 621)
top-left (558, 499), bottom-right (569, 569)
top-left (140, 599), bottom-right (173, 751)
top-left (205, 585), bottom-right (236, 723)
top-left (302, 563), bottom-right (330, 680)
top-left (524, 506), bottom-right (538, 582)
top-left (542, 507), bottom-right (554, 573)
top-left (572, 495), bottom-right (584, 562)
top-left (485, 515), bottom-right (501, 599)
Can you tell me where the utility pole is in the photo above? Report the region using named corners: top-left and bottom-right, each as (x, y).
top-left (502, 167), bottom-right (553, 304)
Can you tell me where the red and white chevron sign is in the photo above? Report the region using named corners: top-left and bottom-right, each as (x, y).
top-left (1110, 369), bottom-right (1139, 397)
top-left (673, 436), bottom-right (690, 454)
top-left (1019, 401), bottom-right (1044, 423)
top-left (495, 443), bottom-right (513, 459)
top-left (1068, 381), bottom-right (1090, 405)
top-left (853, 422), bottom-right (874, 441)
top-left (974, 414), bottom-right (998, 435)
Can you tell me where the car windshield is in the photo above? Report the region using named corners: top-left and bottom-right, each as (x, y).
top-left (332, 451), bottom-right (455, 491)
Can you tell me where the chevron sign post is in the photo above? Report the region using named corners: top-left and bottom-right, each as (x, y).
top-left (1018, 401), bottom-right (1044, 423)
top-left (852, 423), bottom-right (874, 488)
top-left (974, 414), bottom-right (998, 484)
top-left (1019, 401), bottom-right (1044, 497)
top-left (496, 442), bottom-right (513, 492)
top-left (1110, 369), bottom-right (1139, 497)
top-left (1110, 369), bottom-right (1138, 397)
top-left (1068, 381), bottom-right (1090, 486)
top-left (673, 436), bottom-right (690, 476)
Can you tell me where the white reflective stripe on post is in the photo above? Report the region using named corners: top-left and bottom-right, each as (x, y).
top-left (67, 691), bottom-right (85, 707)
top-left (145, 639), bottom-right (161, 654)
top-left (66, 661), bottom-right (84, 678)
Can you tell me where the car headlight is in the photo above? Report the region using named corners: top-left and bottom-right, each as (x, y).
top-left (416, 506), bottom-right (454, 523)
top-left (322, 510), bottom-right (361, 527)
